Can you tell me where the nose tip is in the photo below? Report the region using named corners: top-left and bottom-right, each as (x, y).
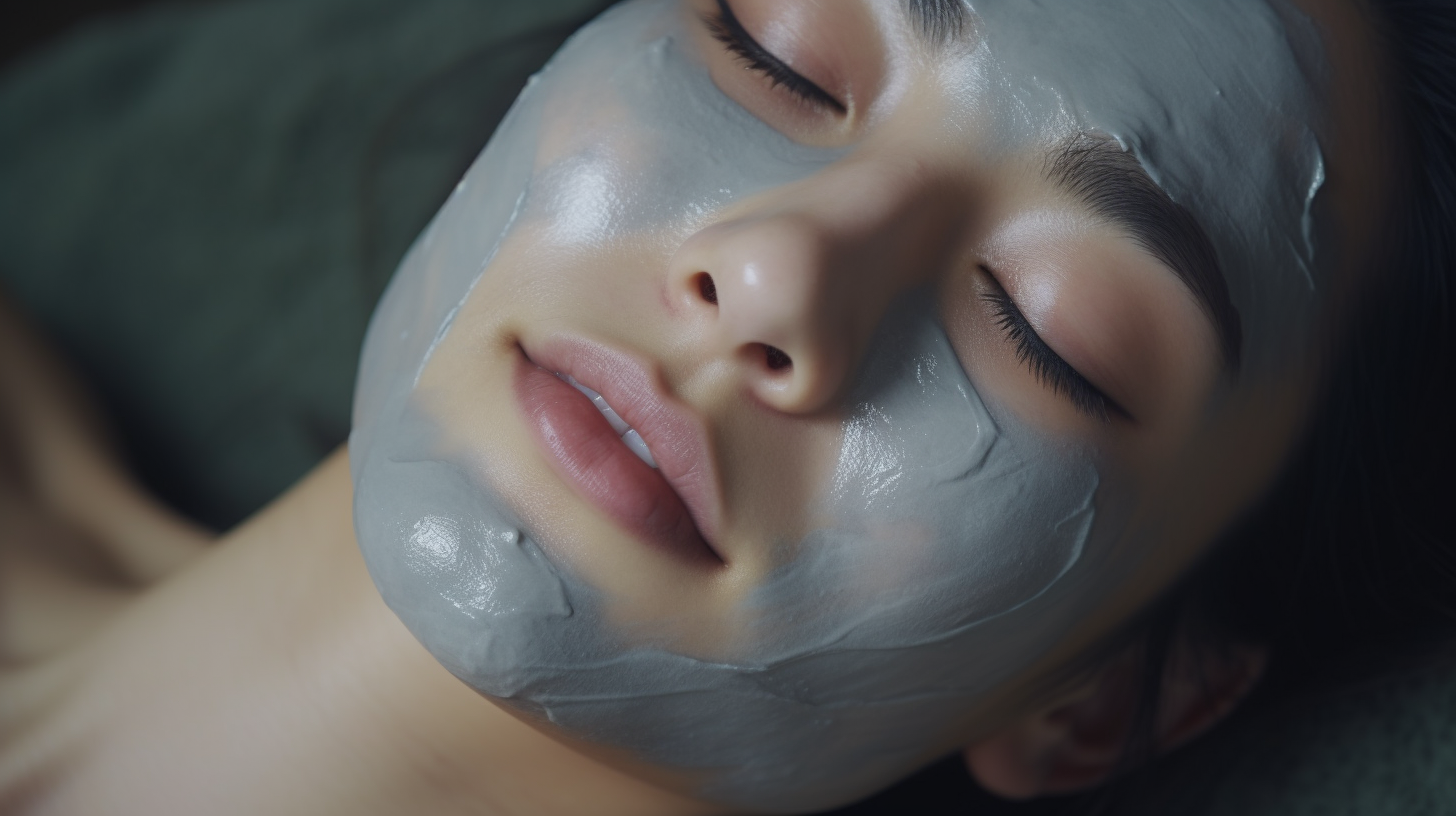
top-left (750, 340), bottom-right (852, 414)
top-left (673, 217), bottom-right (856, 414)
top-left (668, 158), bottom-right (953, 415)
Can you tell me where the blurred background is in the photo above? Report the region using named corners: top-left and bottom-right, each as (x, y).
top-left (1, 2), bottom-right (1451, 814)
top-left (1, 0), bottom-right (589, 529)
top-left (5, 0), bottom-right (182, 70)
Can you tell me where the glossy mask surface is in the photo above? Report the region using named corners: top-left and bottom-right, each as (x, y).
top-left (970, 0), bottom-right (1328, 370)
top-left (351, 0), bottom-right (1326, 810)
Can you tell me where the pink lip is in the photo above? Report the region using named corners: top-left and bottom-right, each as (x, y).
top-left (513, 338), bottom-right (724, 567)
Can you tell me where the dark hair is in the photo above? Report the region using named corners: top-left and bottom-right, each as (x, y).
top-left (1104, 0), bottom-right (1456, 798)
top-left (373, 2), bottom-right (1452, 812)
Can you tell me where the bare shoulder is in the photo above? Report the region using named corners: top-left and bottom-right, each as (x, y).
top-left (0, 288), bottom-right (213, 669)
top-left (0, 450), bottom-right (424, 816)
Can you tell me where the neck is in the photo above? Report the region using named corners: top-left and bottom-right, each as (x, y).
top-left (13, 450), bottom-right (721, 816)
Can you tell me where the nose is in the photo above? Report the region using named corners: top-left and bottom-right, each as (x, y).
top-left (669, 159), bottom-right (956, 413)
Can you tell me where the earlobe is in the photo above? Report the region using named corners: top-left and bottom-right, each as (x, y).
top-left (963, 637), bottom-right (1267, 800)
top-left (1155, 638), bottom-right (1268, 751)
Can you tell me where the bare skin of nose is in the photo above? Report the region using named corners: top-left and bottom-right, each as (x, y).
top-left (669, 155), bottom-right (962, 414)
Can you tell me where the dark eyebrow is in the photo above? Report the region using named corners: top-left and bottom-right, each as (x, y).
top-left (902, 0), bottom-right (972, 47)
top-left (1046, 135), bottom-right (1243, 370)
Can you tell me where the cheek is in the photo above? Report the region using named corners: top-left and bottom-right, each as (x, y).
top-left (1147, 379), bottom-right (1314, 547)
top-left (761, 296), bottom-right (1100, 655)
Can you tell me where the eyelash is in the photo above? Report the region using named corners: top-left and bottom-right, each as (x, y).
top-left (979, 269), bottom-right (1128, 423)
top-left (701, 7), bottom-right (1115, 424)
top-left (703, 0), bottom-right (847, 115)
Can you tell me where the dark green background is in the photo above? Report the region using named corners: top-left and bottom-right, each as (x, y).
top-left (1, 1), bottom-right (1451, 813)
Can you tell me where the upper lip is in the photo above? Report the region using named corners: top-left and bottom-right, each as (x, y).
top-left (521, 336), bottom-right (725, 558)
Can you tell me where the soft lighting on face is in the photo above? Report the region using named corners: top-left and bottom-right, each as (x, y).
top-left (742, 261), bottom-right (762, 288)
top-left (351, 0), bottom-right (1330, 809)
top-left (549, 160), bottom-right (621, 246)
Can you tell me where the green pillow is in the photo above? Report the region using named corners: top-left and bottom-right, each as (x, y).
top-left (0, 0), bottom-right (607, 528)
top-left (2, 4), bottom-right (1451, 815)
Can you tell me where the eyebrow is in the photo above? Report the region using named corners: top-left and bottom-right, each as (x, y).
top-left (902, 0), bottom-right (972, 47)
top-left (1046, 135), bottom-right (1243, 370)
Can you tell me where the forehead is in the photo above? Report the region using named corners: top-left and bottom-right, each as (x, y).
top-left (911, 0), bottom-right (1330, 373)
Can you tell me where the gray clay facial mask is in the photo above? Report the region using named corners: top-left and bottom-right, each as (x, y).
top-left (350, 0), bottom-right (1327, 811)
top-left (963, 0), bottom-right (1328, 370)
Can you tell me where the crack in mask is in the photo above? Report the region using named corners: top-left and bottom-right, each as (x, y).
top-left (964, 0), bottom-right (1329, 371)
top-left (351, 0), bottom-right (1329, 810)
top-left (355, 293), bottom-right (1101, 812)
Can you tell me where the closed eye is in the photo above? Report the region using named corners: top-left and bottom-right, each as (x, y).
top-left (702, 0), bottom-right (847, 115)
top-left (980, 267), bottom-right (1131, 423)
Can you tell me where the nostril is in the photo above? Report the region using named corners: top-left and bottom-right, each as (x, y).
top-left (695, 273), bottom-right (718, 305)
top-left (763, 345), bottom-right (792, 371)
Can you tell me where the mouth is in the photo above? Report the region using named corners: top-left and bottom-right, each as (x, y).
top-left (513, 338), bottom-right (725, 567)
top-left (560, 374), bottom-right (659, 469)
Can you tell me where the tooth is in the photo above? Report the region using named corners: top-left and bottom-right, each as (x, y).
top-left (591, 394), bottom-right (631, 436)
top-left (621, 429), bottom-right (658, 468)
top-left (564, 376), bottom-right (613, 424)
top-left (561, 374), bottom-right (658, 468)
top-left (566, 377), bottom-right (627, 433)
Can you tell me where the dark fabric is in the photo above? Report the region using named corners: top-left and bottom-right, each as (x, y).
top-left (1104, 657), bottom-right (1456, 816)
top-left (0, 0), bottom-right (603, 528)
top-left (0, 2), bottom-right (1452, 814)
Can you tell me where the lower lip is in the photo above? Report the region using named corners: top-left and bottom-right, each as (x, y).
top-left (513, 353), bottom-right (718, 566)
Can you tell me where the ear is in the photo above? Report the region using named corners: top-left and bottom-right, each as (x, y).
top-left (962, 637), bottom-right (1267, 800)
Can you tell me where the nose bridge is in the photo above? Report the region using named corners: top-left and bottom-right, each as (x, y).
top-left (714, 214), bottom-right (835, 350)
top-left (672, 156), bottom-right (956, 414)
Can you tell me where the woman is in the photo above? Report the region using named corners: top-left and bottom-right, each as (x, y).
top-left (0, 0), bottom-right (1451, 813)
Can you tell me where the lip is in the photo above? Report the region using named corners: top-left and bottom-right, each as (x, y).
top-left (513, 338), bottom-right (725, 567)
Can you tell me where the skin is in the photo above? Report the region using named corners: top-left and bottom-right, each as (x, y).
top-left (422, 3), bottom-right (1216, 648)
top-left (0, 0), bottom-right (1389, 812)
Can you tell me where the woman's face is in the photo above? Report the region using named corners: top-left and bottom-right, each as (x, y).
top-left (350, 0), bottom-right (1383, 810)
